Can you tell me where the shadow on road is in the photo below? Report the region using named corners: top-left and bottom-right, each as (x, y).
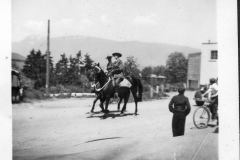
top-left (87, 111), bottom-right (138, 119)
top-left (86, 110), bottom-right (121, 115)
top-left (213, 127), bottom-right (219, 133)
top-left (85, 137), bottom-right (122, 143)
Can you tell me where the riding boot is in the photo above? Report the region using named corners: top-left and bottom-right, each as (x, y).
top-left (114, 79), bottom-right (119, 98)
top-left (114, 86), bottom-right (119, 98)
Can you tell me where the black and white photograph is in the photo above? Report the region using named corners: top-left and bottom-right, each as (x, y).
top-left (0, 0), bottom-right (238, 159)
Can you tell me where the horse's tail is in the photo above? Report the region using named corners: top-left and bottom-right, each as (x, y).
top-left (129, 75), bottom-right (143, 102)
top-left (136, 78), bottom-right (143, 102)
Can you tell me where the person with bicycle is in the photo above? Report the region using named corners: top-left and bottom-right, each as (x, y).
top-left (202, 78), bottom-right (218, 121)
top-left (169, 87), bottom-right (191, 137)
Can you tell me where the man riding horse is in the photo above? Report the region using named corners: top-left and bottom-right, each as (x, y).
top-left (106, 55), bottom-right (113, 72)
top-left (108, 52), bottom-right (124, 98)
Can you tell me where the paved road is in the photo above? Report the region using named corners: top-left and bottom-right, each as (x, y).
top-left (13, 91), bottom-right (218, 160)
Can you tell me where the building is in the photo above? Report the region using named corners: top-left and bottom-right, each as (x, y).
top-left (187, 41), bottom-right (218, 89)
top-left (12, 52), bottom-right (26, 70)
top-left (149, 74), bottom-right (166, 86)
top-left (187, 53), bottom-right (201, 89)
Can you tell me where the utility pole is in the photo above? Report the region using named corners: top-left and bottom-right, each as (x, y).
top-left (46, 20), bottom-right (50, 96)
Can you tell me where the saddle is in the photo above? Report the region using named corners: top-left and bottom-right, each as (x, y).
top-left (107, 70), bottom-right (132, 88)
top-left (119, 78), bottom-right (132, 88)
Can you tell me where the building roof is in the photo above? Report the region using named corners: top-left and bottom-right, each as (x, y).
top-left (202, 40), bottom-right (217, 44)
top-left (12, 52), bottom-right (26, 61)
top-left (188, 52), bottom-right (201, 58)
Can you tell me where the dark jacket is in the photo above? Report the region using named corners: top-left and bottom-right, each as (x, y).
top-left (107, 62), bottom-right (113, 71)
top-left (169, 94), bottom-right (191, 116)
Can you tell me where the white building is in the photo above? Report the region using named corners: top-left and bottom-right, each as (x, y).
top-left (199, 42), bottom-right (218, 86)
top-left (187, 41), bottom-right (218, 89)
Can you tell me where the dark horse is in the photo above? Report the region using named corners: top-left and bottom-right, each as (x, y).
top-left (89, 64), bottom-right (142, 115)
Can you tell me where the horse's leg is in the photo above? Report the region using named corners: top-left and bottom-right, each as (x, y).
top-left (120, 90), bottom-right (130, 115)
top-left (117, 97), bottom-right (123, 111)
top-left (91, 94), bottom-right (99, 112)
top-left (131, 87), bottom-right (138, 115)
top-left (99, 101), bottom-right (104, 112)
top-left (99, 96), bottom-right (106, 113)
top-left (104, 95), bottom-right (111, 114)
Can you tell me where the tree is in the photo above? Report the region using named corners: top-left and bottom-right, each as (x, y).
top-left (44, 51), bottom-right (55, 86)
top-left (123, 56), bottom-right (141, 77)
top-left (152, 65), bottom-right (166, 76)
top-left (22, 49), bottom-right (46, 89)
top-left (165, 52), bottom-right (188, 83)
top-left (68, 55), bottom-right (80, 85)
top-left (141, 66), bottom-right (152, 83)
top-left (67, 51), bottom-right (86, 85)
top-left (83, 53), bottom-right (94, 71)
top-left (55, 53), bottom-right (69, 85)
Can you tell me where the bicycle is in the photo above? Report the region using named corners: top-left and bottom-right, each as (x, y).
top-left (193, 98), bottom-right (218, 129)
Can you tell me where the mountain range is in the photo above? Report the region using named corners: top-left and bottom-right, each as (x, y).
top-left (12, 35), bottom-right (200, 69)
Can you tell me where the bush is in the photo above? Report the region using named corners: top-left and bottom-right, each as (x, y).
top-left (49, 86), bottom-right (58, 94)
top-left (142, 84), bottom-right (150, 92)
top-left (56, 93), bottom-right (71, 99)
top-left (24, 89), bottom-right (45, 99)
top-left (39, 87), bottom-right (46, 93)
top-left (56, 85), bottom-right (70, 93)
top-left (65, 85), bottom-right (80, 93)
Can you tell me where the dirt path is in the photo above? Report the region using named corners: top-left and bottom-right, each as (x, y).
top-left (13, 91), bottom-right (218, 160)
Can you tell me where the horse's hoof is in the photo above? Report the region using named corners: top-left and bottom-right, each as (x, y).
top-left (90, 110), bottom-right (94, 113)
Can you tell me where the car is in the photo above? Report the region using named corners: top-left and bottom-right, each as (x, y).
top-left (12, 68), bottom-right (23, 103)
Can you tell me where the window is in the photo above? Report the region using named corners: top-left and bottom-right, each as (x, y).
top-left (211, 50), bottom-right (218, 59)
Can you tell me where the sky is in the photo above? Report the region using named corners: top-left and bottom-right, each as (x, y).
top-left (12, 0), bottom-right (217, 48)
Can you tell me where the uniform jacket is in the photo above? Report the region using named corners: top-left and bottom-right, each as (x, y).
top-left (112, 59), bottom-right (124, 78)
top-left (169, 94), bottom-right (191, 116)
top-left (112, 59), bottom-right (124, 70)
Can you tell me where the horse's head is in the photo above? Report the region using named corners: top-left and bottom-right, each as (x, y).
top-left (90, 63), bottom-right (106, 82)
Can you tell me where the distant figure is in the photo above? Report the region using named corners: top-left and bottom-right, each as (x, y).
top-left (169, 87), bottom-right (191, 137)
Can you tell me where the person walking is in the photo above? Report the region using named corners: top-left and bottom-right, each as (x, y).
top-left (169, 87), bottom-right (191, 137)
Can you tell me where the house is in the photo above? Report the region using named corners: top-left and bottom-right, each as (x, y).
top-left (187, 41), bottom-right (218, 89)
top-left (149, 74), bottom-right (166, 86)
top-left (12, 52), bottom-right (26, 70)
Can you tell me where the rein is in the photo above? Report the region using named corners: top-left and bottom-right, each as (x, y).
top-left (95, 77), bottom-right (111, 92)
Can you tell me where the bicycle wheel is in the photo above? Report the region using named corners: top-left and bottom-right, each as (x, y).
top-left (193, 107), bottom-right (210, 129)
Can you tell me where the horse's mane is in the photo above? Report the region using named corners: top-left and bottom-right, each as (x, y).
top-left (93, 65), bottom-right (107, 80)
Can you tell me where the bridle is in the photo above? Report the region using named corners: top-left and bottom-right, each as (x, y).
top-left (91, 65), bottom-right (112, 92)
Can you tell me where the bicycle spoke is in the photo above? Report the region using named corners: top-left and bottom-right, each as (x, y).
top-left (193, 107), bottom-right (210, 129)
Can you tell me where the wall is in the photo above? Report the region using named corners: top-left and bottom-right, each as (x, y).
top-left (12, 59), bottom-right (25, 70)
top-left (199, 43), bottom-right (218, 85)
top-left (187, 53), bottom-right (201, 88)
